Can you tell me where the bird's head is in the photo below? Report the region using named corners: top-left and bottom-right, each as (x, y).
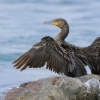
top-left (43, 18), bottom-right (68, 29)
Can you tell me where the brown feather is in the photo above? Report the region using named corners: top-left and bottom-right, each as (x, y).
top-left (13, 18), bottom-right (100, 77)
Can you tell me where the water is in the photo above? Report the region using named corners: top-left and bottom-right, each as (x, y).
top-left (0, 0), bottom-right (100, 92)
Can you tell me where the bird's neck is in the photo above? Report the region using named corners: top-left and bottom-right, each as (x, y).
top-left (55, 25), bottom-right (69, 41)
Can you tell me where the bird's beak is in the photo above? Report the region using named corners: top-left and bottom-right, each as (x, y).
top-left (43, 20), bottom-right (59, 26)
top-left (43, 21), bottom-right (53, 24)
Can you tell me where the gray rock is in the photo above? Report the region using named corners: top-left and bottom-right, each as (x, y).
top-left (60, 77), bottom-right (86, 100)
top-left (1, 74), bottom-right (100, 100)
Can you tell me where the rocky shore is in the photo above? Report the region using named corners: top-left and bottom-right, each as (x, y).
top-left (0, 74), bottom-right (100, 100)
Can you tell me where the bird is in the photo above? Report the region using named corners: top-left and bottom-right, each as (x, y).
top-left (13, 18), bottom-right (100, 77)
top-left (82, 37), bottom-right (100, 75)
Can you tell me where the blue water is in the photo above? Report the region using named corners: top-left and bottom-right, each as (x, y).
top-left (0, 0), bottom-right (100, 92)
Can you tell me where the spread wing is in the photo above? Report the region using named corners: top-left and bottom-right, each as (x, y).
top-left (13, 36), bottom-right (76, 74)
top-left (92, 37), bottom-right (100, 74)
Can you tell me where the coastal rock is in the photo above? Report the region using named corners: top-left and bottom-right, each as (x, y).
top-left (1, 74), bottom-right (100, 100)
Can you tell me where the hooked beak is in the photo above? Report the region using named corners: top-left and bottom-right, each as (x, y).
top-left (43, 21), bottom-right (53, 24)
top-left (43, 20), bottom-right (59, 26)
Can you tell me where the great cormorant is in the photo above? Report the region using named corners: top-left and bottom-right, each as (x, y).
top-left (13, 18), bottom-right (100, 77)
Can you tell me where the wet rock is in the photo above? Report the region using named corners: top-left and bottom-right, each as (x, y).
top-left (1, 74), bottom-right (100, 100)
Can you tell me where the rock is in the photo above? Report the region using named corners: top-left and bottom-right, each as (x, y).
top-left (1, 74), bottom-right (100, 100)
top-left (60, 77), bottom-right (86, 100)
top-left (78, 74), bottom-right (100, 100)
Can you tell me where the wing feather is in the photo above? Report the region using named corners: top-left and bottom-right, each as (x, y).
top-left (13, 36), bottom-right (76, 75)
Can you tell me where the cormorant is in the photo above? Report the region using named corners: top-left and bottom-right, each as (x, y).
top-left (13, 18), bottom-right (100, 77)
top-left (82, 37), bottom-right (100, 75)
